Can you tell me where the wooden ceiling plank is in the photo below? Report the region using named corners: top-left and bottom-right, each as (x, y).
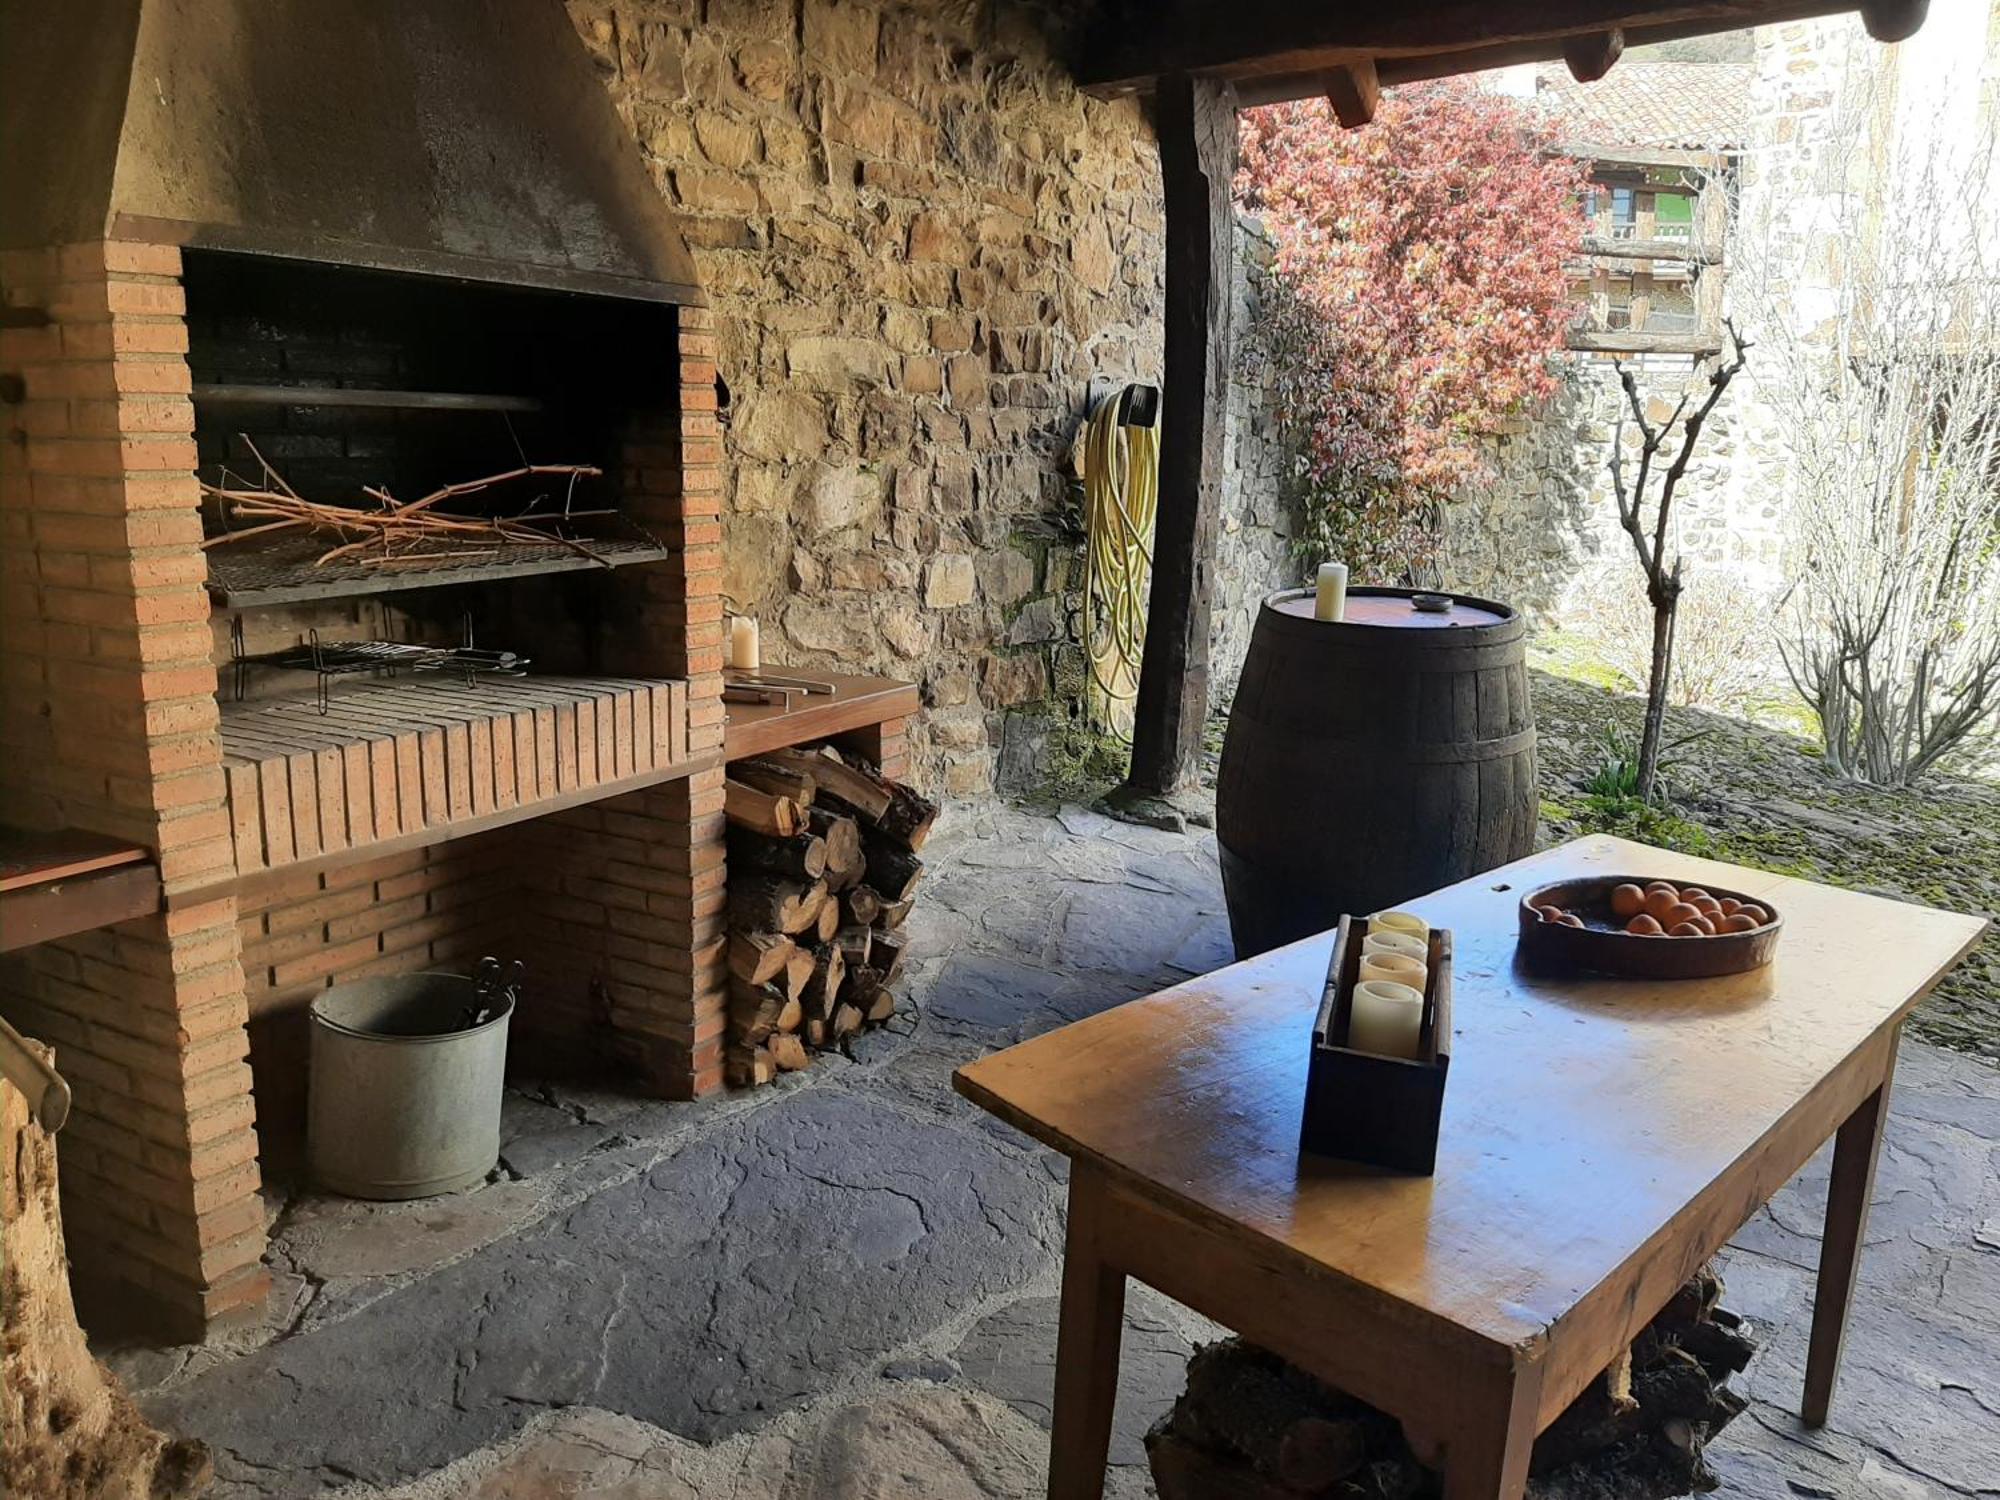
top-left (1085, 0), bottom-right (1879, 99)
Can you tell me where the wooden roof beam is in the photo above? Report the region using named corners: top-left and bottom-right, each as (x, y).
top-left (1092, 0), bottom-right (1899, 103)
top-left (1324, 60), bottom-right (1381, 128)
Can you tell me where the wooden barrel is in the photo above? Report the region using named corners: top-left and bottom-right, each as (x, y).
top-left (1216, 586), bottom-right (1537, 959)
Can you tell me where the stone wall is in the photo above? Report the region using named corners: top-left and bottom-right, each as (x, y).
top-left (568, 0), bottom-right (1164, 797)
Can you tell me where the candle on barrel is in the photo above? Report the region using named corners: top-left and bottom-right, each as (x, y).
top-left (1313, 562), bottom-right (1348, 622)
top-left (730, 616), bottom-right (761, 672)
top-left (1347, 979), bottom-right (1424, 1060)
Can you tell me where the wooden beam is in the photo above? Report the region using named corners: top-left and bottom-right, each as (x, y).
top-left (1323, 59), bottom-right (1379, 128)
top-left (1561, 143), bottom-right (1728, 170)
top-left (1126, 74), bottom-right (1237, 798)
top-left (1567, 329), bottom-right (1724, 354)
top-left (0, 863), bottom-right (161, 953)
top-left (1580, 233), bottom-right (1721, 263)
top-left (1563, 28), bottom-right (1624, 81)
top-left (1078, 0), bottom-right (1873, 97)
top-left (1861, 0), bottom-right (1927, 40)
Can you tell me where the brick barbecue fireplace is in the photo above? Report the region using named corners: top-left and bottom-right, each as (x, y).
top-left (0, 0), bottom-right (731, 1338)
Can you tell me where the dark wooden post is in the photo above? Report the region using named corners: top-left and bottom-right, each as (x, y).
top-left (1125, 73), bottom-right (1237, 798)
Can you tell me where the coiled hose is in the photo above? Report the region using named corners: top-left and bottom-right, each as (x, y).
top-left (1081, 389), bottom-right (1160, 734)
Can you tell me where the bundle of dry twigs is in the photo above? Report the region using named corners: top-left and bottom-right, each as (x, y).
top-left (200, 437), bottom-right (607, 568)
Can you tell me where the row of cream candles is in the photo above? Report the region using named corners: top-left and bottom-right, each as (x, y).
top-left (1347, 910), bottom-right (1429, 1060)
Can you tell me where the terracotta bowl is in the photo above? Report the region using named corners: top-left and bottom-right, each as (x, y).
top-left (1517, 876), bottom-right (1782, 979)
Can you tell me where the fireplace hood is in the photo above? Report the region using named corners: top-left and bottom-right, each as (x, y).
top-left (0, 0), bottom-right (701, 304)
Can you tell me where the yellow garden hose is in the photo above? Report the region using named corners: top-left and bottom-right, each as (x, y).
top-left (1081, 389), bottom-right (1160, 734)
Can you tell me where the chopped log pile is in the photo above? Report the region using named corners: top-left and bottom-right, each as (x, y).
top-left (1148, 1265), bottom-right (1754, 1500)
top-left (723, 745), bottom-right (936, 1087)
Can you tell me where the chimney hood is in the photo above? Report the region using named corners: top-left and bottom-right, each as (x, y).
top-left (0, 0), bottom-right (702, 305)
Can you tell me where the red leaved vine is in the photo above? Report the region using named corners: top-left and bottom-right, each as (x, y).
top-left (1238, 83), bottom-right (1587, 575)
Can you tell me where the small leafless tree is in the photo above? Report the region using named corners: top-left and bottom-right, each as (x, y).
top-left (1740, 45), bottom-right (2000, 786)
top-left (1607, 323), bottom-right (1750, 803)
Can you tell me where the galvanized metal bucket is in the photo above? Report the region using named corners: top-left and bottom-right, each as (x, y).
top-left (307, 970), bottom-right (514, 1200)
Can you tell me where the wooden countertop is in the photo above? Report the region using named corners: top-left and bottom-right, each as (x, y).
top-left (724, 671), bottom-right (919, 761)
top-left (955, 834), bottom-right (1987, 1363)
top-left (0, 826), bottom-right (161, 952)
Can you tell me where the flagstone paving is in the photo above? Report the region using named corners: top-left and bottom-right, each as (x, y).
top-left (112, 802), bottom-right (1999, 1499)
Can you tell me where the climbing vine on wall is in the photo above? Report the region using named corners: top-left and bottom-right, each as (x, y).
top-left (1238, 84), bottom-right (1586, 578)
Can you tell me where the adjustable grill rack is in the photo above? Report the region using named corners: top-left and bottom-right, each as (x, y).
top-left (231, 620), bottom-right (529, 713)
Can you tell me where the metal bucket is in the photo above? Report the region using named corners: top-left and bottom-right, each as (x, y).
top-left (307, 971), bottom-right (513, 1200)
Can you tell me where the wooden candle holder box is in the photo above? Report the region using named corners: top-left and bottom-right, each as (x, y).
top-left (1299, 915), bottom-right (1453, 1175)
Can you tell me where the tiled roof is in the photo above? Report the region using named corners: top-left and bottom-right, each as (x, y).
top-left (1532, 61), bottom-right (1753, 150)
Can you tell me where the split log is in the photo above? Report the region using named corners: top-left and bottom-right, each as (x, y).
top-left (834, 925), bottom-right (874, 970)
top-left (860, 832), bottom-right (923, 903)
top-left (804, 942), bottom-right (847, 1020)
top-left (864, 985), bottom-right (897, 1024)
top-left (728, 876), bottom-right (827, 936)
top-left (727, 827), bottom-right (827, 881)
top-left (782, 946), bottom-right (816, 1005)
top-left (810, 808), bottom-right (865, 892)
top-left (725, 778), bottom-right (801, 837)
top-left (724, 1045), bottom-right (776, 1088)
top-left (843, 885), bottom-right (883, 926)
top-left (728, 931), bottom-right (798, 989)
top-left (869, 928), bottom-right (908, 983)
top-left (815, 891), bottom-right (841, 944)
top-left (769, 1033), bottom-right (810, 1071)
top-left (874, 895), bottom-right (914, 931)
top-left (731, 760), bottom-right (816, 808)
top-left (754, 747), bottom-right (891, 820)
top-left (804, 1018), bottom-right (830, 1048)
top-left (809, 749), bottom-right (938, 850)
top-left (728, 981), bottom-right (794, 1045)
top-left (831, 1002), bottom-right (863, 1039)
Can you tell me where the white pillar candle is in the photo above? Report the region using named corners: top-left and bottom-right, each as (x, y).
top-left (730, 616), bottom-right (761, 672)
top-left (1346, 979), bottom-right (1425, 1061)
top-left (1362, 930), bottom-right (1427, 964)
top-left (1371, 910), bottom-right (1429, 943)
top-left (1359, 950), bottom-right (1427, 993)
top-left (1314, 562), bottom-right (1349, 622)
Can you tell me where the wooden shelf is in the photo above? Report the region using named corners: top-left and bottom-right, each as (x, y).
top-left (724, 673), bottom-right (919, 761)
top-left (0, 827), bottom-right (161, 952)
top-left (219, 675), bottom-right (694, 887)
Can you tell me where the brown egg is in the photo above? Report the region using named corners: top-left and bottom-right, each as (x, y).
top-left (1609, 883), bottom-right (1646, 919)
top-left (1721, 913), bottom-right (1758, 933)
top-left (1556, 912), bottom-right (1585, 928)
top-left (1644, 888), bottom-right (1682, 921)
top-left (1663, 901), bottom-right (1703, 929)
top-left (1679, 887), bottom-right (1711, 904)
top-left (1644, 880), bottom-right (1679, 897)
top-left (1535, 903), bottom-right (1563, 922)
top-left (1718, 897), bottom-right (1743, 917)
top-left (1689, 913), bottom-right (1717, 935)
top-left (1669, 921), bottom-right (1707, 937)
top-left (1738, 903), bottom-right (1771, 926)
top-left (1626, 913), bottom-right (1664, 935)
top-left (1692, 895), bottom-right (1724, 920)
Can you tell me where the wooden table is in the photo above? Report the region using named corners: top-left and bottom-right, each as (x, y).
top-left (723, 670), bottom-right (919, 762)
top-left (954, 834), bottom-right (1987, 1500)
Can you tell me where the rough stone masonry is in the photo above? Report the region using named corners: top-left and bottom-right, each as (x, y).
top-left (568, 0), bottom-right (1166, 797)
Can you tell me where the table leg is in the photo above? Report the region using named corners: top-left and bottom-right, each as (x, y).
top-left (1441, 1364), bottom-right (1542, 1500)
top-left (1803, 1037), bottom-right (1899, 1427)
top-left (1048, 1163), bottom-right (1125, 1500)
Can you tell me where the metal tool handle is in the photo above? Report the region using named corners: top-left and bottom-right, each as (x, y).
top-left (0, 1010), bottom-right (72, 1132)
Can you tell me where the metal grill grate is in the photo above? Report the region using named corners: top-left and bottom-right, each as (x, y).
top-left (203, 524), bottom-right (673, 607)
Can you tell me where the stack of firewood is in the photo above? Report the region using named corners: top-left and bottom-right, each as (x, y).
top-left (1147, 1265), bottom-right (1755, 1500)
top-left (722, 745), bottom-right (937, 1086)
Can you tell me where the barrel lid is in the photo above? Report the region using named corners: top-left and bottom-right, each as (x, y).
top-left (1267, 587), bottom-right (1513, 630)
